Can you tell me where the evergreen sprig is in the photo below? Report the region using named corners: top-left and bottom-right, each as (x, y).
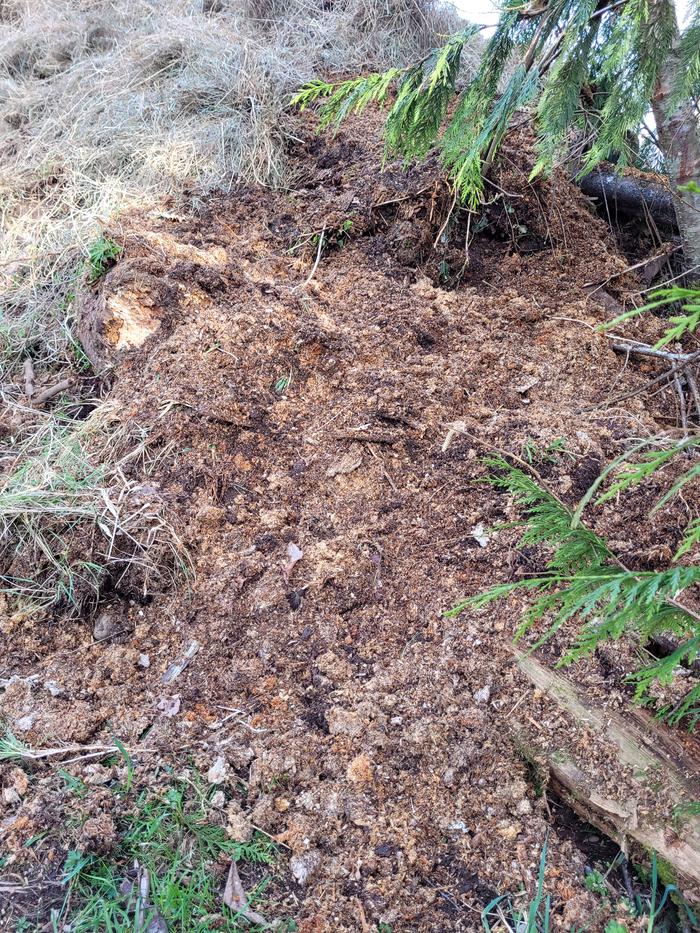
top-left (451, 458), bottom-right (700, 726)
top-left (600, 285), bottom-right (700, 348)
top-left (294, 0), bottom-right (699, 210)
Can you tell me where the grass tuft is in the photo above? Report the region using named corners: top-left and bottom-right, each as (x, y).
top-left (0, 401), bottom-right (187, 618)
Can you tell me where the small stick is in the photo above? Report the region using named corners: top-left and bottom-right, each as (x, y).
top-left (223, 859), bottom-right (268, 926)
top-left (609, 338), bottom-right (696, 364)
top-left (674, 372), bottom-right (689, 434)
top-left (433, 189), bottom-right (458, 248)
top-left (579, 350), bottom-right (700, 412)
top-left (32, 378), bottom-right (73, 407)
top-left (294, 225), bottom-right (326, 291)
top-left (365, 442), bottom-right (398, 493)
top-left (135, 861), bottom-right (149, 932)
top-left (684, 366), bottom-right (700, 424)
top-left (584, 246), bottom-right (680, 290)
top-left (23, 359), bottom-right (35, 400)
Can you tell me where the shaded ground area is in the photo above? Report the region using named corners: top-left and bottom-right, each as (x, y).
top-left (2, 112), bottom-right (699, 930)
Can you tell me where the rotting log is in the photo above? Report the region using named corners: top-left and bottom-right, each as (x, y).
top-left (578, 170), bottom-right (677, 228)
top-left (513, 650), bottom-right (700, 897)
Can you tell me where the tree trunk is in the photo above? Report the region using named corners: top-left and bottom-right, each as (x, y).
top-left (653, 20), bottom-right (700, 274)
top-left (578, 170), bottom-right (676, 227)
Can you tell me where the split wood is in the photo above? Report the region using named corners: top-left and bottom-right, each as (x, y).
top-left (23, 358), bottom-right (35, 400)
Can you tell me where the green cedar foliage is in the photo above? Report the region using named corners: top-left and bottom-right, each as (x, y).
top-left (447, 453), bottom-right (700, 727)
top-left (292, 0), bottom-right (700, 209)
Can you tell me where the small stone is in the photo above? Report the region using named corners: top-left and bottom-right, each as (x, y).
top-left (157, 695), bottom-right (181, 718)
top-left (15, 714), bottom-right (34, 732)
top-left (207, 756), bottom-right (229, 785)
top-left (210, 790), bottom-right (226, 809)
top-left (138, 654), bottom-right (150, 668)
top-left (326, 707), bottom-right (363, 737)
top-left (326, 452), bottom-right (363, 478)
top-left (473, 685), bottom-right (491, 705)
top-left (93, 611), bottom-right (121, 641)
top-left (515, 798), bottom-right (533, 816)
top-left (9, 768), bottom-right (28, 797)
top-left (44, 681), bottom-right (62, 697)
top-left (290, 849), bottom-right (321, 886)
top-left (497, 822), bottom-right (521, 841)
top-left (2, 787), bottom-right (20, 806)
top-left (274, 797), bottom-right (290, 812)
top-left (226, 801), bottom-right (253, 842)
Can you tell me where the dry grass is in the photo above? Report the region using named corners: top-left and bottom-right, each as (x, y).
top-left (0, 400), bottom-right (187, 618)
top-left (0, 0), bottom-right (468, 379)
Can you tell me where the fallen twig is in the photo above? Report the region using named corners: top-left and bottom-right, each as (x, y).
top-left (584, 246), bottom-right (680, 291)
top-left (223, 859), bottom-right (268, 927)
top-left (32, 378), bottom-right (74, 407)
top-left (23, 358), bottom-right (35, 400)
top-left (2, 739), bottom-right (154, 764)
top-left (608, 336), bottom-right (698, 364)
top-left (294, 225), bottom-right (326, 291)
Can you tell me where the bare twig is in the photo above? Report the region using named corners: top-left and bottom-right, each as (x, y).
top-left (579, 351), bottom-right (700, 411)
top-left (608, 337), bottom-right (697, 363)
top-left (135, 861), bottom-right (150, 932)
top-left (433, 188), bottom-right (458, 248)
top-left (23, 358), bottom-right (35, 400)
top-left (584, 246), bottom-right (680, 291)
top-left (365, 441), bottom-right (399, 493)
top-left (294, 225), bottom-right (326, 291)
top-left (675, 372), bottom-right (689, 433)
top-left (32, 378), bottom-right (74, 408)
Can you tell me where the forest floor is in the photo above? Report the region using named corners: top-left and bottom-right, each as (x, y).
top-left (2, 109), bottom-right (700, 931)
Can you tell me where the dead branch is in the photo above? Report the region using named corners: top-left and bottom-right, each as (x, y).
top-left (294, 225), bottom-right (326, 291)
top-left (579, 170), bottom-right (676, 227)
top-left (23, 358), bottom-right (35, 400)
top-left (31, 378), bottom-right (74, 407)
top-left (513, 651), bottom-right (700, 893)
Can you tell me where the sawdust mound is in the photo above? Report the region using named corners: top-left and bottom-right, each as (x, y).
top-left (2, 113), bottom-right (690, 930)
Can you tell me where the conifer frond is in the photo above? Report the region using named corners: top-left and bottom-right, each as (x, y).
top-left (677, 518), bottom-right (700, 559)
top-left (295, 0), bottom-right (698, 212)
top-left (455, 459), bottom-right (700, 725)
top-left (591, 437), bottom-right (700, 506)
top-left (532, 22), bottom-right (597, 177)
top-left (316, 69), bottom-right (403, 129)
top-left (384, 24), bottom-right (483, 162)
top-left (581, 0), bottom-right (678, 171)
top-left (599, 285), bottom-right (700, 348)
top-left (481, 456), bottom-right (610, 571)
top-left (290, 79), bottom-right (335, 111)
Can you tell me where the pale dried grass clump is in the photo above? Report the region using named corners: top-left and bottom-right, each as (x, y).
top-left (0, 0), bottom-right (468, 380)
top-left (0, 400), bottom-right (187, 619)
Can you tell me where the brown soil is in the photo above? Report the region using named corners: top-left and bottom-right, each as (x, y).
top-left (2, 111), bottom-right (699, 931)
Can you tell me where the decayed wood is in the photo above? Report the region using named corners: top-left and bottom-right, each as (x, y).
top-left (513, 651), bottom-right (700, 894)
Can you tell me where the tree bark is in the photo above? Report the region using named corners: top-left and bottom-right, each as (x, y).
top-left (652, 11), bottom-right (700, 274)
top-left (578, 170), bottom-right (676, 227)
